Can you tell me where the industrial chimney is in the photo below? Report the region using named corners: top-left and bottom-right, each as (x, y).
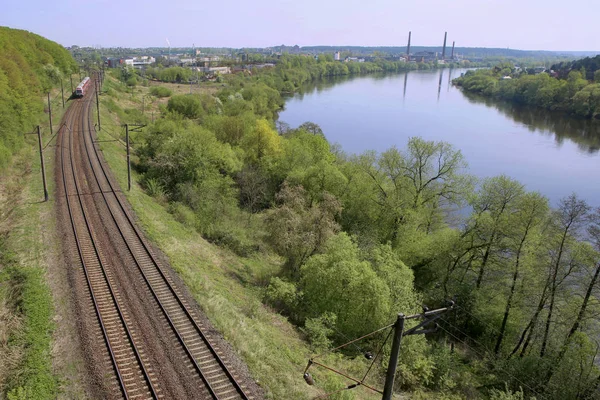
top-left (441, 32), bottom-right (447, 60)
top-left (406, 31), bottom-right (411, 61)
top-left (451, 41), bottom-right (455, 59)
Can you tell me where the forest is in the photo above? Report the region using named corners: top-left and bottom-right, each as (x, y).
top-left (454, 60), bottom-right (600, 119)
top-left (127, 55), bottom-right (600, 399)
top-left (0, 26), bottom-right (78, 169)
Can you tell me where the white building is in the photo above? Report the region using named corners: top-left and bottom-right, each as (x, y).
top-left (334, 51), bottom-right (341, 61)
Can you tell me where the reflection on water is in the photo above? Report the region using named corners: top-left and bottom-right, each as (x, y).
top-left (278, 68), bottom-right (600, 206)
top-left (282, 70), bottom-right (600, 156)
top-left (462, 92), bottom-right (600, 154)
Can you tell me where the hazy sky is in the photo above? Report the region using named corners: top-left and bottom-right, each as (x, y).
top-left (2, 0), bottom-right (599, 51)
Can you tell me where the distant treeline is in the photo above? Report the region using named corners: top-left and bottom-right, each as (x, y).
top-left (454, 62), bottom-right (600, 119)
top-left (139, 54), bottom-right (476, 87)
top-left (0, 26), bottom-right (77, 168)
top-left (295, 45), bottom-right (592, 58)
top-left (551, 54), bottom-right (600, 80)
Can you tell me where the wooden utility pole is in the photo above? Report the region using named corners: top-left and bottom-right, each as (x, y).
top-left (60, 78), bottom-right (65, 108)
top-left (47, 92), bottom-right (53, 136)
top-left (70, 74), bottom-right (74, 93)
top-left (94, 78), bottom-right (101, 131)
top-left (125, 124), bottom-right (131, 191)
top-left (36, 126), bottom-right (48, 202)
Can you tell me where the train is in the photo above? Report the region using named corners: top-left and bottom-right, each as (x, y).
top-left (75, 77), bottom-right (91, 97)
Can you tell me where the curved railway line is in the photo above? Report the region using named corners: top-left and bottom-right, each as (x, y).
top-left (57, 78), bottom-right (256, 400)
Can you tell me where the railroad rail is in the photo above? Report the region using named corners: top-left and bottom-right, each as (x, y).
top-left (60, 99), bottom-right (160, 399)
top-left (60, 74), bottom-right (252, 399)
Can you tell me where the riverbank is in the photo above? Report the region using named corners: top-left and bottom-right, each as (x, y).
top-left (453, 67), bottom-right (600, 119)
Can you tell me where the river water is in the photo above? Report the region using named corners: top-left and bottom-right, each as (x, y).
top-left (278, 69), bottom-right (600, 207)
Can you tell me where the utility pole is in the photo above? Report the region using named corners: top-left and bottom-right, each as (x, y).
top-left (382, 314), bottom-right (405, 400)
top-left (60, 78), bottom-right (65, 108)
top-left (123, 124), bottom-right (146, 191)
top-left (125, 124), bottom-right (131, 191)
top-left (94, 78), bottom-right (101, 131)
top-left (70, 74), bottom-right (74, 93)
top-left (47, 92), bottom-right (53, 136)
top-left (382, 304), bottom-right (454, 400)
top-left (36, 126), bottom-right (48, 202)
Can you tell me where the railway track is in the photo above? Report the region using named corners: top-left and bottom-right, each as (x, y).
top-left (60, 100), bottom-right (159, 399)
top-left (58, 78), bottom-right (254, 399)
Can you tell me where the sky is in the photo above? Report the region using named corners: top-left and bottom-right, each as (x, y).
top-left (2, 0), bottom-right (599, 51)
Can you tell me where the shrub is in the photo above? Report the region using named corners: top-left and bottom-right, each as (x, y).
top-left (264, 277), bottom-right (299, 312)
top-left (302, 312), bottom-right (336, 351)
top-left (149, 86), bottom-right (172, 98)
top-left (144, 177), bottom-right (165, 198)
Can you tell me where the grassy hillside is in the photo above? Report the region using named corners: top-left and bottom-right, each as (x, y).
top-left (0, 27), bottom-right (87, 399)
top-left (0, 26), bottom-right (77, 169)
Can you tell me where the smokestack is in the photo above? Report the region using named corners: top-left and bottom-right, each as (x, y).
top-left (451, 41), bottom-right (455, 59)
top-left (441, 32), bottom-right (447, 60)
top-left (406, 31), bottom-right (411, 61)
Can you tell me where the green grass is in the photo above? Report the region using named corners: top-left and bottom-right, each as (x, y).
top-left (0, 144), bottom-right (58, 400)
top-left (0, 81), bottom-right (87, 399)
top-left (97, 77), bottom-right (384, 400)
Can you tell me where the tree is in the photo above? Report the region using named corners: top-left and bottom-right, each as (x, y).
top-left (546, 207), bottom-right (600, 380)
top-left (298, 121), bottom-right (324, 137)
top-left (494, 192), bottom-right (548, 354)
top-left (300, 233), bottom-right (392, 339)
top-left (265, 183), bottom-right (341, 279)
top-left (470, 176), bottom-right (525, 289)
top-left (356, 138), bottom-right (470, 246)
top-left (241, 119), bottom-right (282, 165)
top-left (540, 194), bottom-right (590, 358)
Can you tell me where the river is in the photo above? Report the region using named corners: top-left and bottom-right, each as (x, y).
top-left (278, 69), bottom-right (600, 208)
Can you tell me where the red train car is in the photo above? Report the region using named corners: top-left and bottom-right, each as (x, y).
top-left (75, 77), bottom-right (91, 97)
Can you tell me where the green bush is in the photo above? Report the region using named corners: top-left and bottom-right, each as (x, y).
top-left (264, 277), bottom-right (299, 312)
top-left (149, 86), bottom-right (172, 98)
top-left (167, 95), bottom-right (203, 119)
top-left (302, 312), bottom-right (336, 351)
top-left (143, 177), bottom-right (165, 198)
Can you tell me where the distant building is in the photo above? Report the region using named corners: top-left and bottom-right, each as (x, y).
top-left (412, 51), bottom-right (437, 63)
top-left (195, 66), bottom-right (231, 74)
top-left (344, 57), bottom-right (365, 63)
top-left (251, 63), bottom-right (275, 69)
top-left (106, 58), bottom-right (124, 68)
top-left (197, 56), bottom-right (220, 63)
top-left (132, 56), bottom-right (156, 68)
top-left (334, 51), bottom-right (341, 61)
